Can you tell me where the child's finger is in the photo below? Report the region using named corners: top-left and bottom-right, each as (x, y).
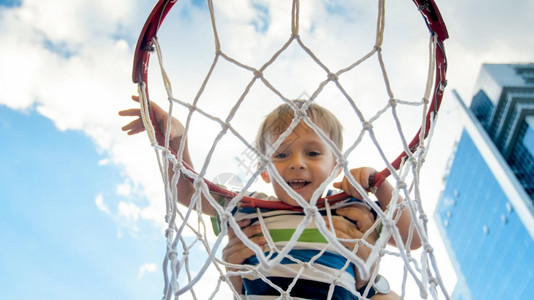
top-left (223, 242), bottom-right (252, 264)
top-left (324, 216), bottom-right (360, 236)
top-left (237, 219), bottom-right (251, 228)
top-left (324, 217), bottom-right (362, 250)
top-left (118, 108), bottom-right (141, 117)
top-left (228, 220), bottom-right (250, 237)
top-left (250, 236), bottom-right (267, 247)
top-left (121, 119), bottom-right (145, 134)
top-left (336, 207), bottom-right (374, 232)
top-left (242, 224), bottom-right (262, 238)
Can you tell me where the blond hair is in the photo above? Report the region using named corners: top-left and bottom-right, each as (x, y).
top-left (255, 100), bottom-right (343, 155)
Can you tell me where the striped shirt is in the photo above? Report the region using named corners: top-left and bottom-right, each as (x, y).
top-left (232, 191), bottom-right (373, 300)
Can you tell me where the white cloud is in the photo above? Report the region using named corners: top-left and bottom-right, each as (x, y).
top-left (0, 0), bottom-right (164, 223)
top-left (95, 193), bottom-right (146, 236)
top-left (138, 263), bottom-right (158, 280)
top-left (117, 200), bottom-right (141, 221)
top-left (95, 194), bottom-right (111, 214)
top-left (116, 181), bottom-right (132, 197)
top-left (98, 158), bottom-right (110, 166)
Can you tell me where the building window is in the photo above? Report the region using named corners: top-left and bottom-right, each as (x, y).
top-left (470, 90), bottom-right (494, 130)
top-left (514, 65), bottom-right (534, 85)
top-left (507, 120), bottom-right (534, 199)
top-left (524, 116), bottom-right (534, 156)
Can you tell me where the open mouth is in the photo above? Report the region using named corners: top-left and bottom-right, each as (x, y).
top-left (287, 179), bottom-right (310, 189)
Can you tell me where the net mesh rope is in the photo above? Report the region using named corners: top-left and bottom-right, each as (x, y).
top-left (136, 0), bottom-right (448, 299)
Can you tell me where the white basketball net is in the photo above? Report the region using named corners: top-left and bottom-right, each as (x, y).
top-left (135, 0), bottom-right (449, 299)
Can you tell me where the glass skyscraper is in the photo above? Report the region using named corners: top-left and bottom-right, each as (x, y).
top-left (434, 64), bottom-right (534, 299)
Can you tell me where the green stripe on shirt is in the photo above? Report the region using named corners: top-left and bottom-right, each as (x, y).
top-left (268, 228), bottom-right (328, 243)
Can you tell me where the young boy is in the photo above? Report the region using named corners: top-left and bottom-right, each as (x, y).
top-left (120, 96), bottom-right (420, 299)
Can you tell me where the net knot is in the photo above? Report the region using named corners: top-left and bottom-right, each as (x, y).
top-left (220, 211), bottom-right (232, 224)
top-left (363, 121), bottom-right (373, 131)
top-left (379, 248), bottom-right (387, 257)
top-left (423, 242), bottom-right (434, 254)
top-left (164, 150), bottom-right (176, 161)
top-left (420, 214), bottom-right (429, 223)
top-left (417, 3), bottom-right (431, 12)
top-left (258, 155), bottom-right (270, 168)
top-left (389, 98), bottom-right (397, 107)
top-left (374, 45), bottom-right (382, 52)
top-left (254, 70), bottom-right (263, 79)
top-left (188, 103), bottom-right (197, 112)
top-left (304, 205), bottom-right (318, 216)
top-left (221, 121), bottom-right (231, 132)
top-left (336, 157), bottom-right (348, 168)
top-left (164, 227), bottom-right (174, 238)
top-left (328, 72), bottom-right (338, 82)
top-left (396, 180), bottom-right (407, 190)
top-left (295, 107), bottom-right (308, 120)
top-left (193, 177), bottom-right (204, 189)
top-left (439, 80), bottom-right (448, 92)
top-left (383, 218), bottom-right (395, 230)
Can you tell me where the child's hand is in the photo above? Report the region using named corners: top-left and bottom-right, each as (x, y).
top-left (222, 219), bottom-right (267, 269)
top-left (324, 206), bottom-right (378, 260)
top-left (336, 206), bottom-right (375, 233)
top-left (119, 95), bottom-right (185, 142)
top-left (222, 219), bottom-right (267, 293)
top-left (333, 167), bottom-right (377, 199)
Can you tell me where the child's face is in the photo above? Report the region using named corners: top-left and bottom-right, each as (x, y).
top-left (262, 122), bottom-right (337, 206)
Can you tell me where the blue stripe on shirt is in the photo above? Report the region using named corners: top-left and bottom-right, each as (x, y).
top-left (243, 249), bottom-right (356, 277)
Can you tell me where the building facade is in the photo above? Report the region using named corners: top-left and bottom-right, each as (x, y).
top-left (434, 64), bottom-right (534, 299)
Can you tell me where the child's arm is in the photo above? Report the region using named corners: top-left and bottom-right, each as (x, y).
top-left (119, 95), bottom-right (219, 216)
top-left (333, 167), bottom-right (422, 250)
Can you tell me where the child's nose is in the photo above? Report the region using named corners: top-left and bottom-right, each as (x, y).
top-left (289, 154), bottom-right (306, 170)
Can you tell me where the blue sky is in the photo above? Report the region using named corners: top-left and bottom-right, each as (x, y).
top-left (1, 0), bottom-right (534, 299)
top-left (0, 106), bottom-right (163, 299)
top-left (0, 0), bottom-right (20, 8)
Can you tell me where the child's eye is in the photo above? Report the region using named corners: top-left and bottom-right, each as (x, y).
top-left (307, 151), bottom-right (321, 157)
top-left (273, 153), bottom-right (288, 159)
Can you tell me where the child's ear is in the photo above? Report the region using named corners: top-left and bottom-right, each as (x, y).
top-left (260, 170), bottom-right (271, 183)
